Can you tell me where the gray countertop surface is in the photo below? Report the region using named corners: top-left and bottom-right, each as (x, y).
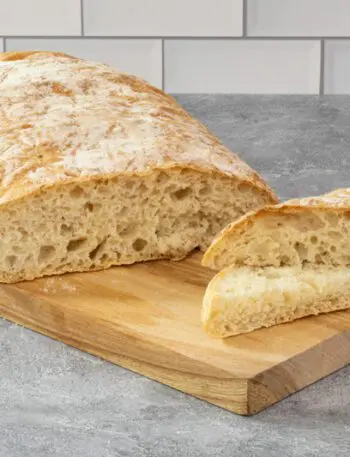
top-left (1, 95), bottom-right (350, 457)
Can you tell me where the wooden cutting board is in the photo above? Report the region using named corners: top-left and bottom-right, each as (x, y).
top-left (0, 251), bottom-right (349, 415)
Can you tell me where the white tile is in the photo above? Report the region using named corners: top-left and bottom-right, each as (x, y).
top-left (0, 39), bottom-right (3, 52)
top-left (248, 0), bottom-right (350, 37)
top-left (164, 40), bottom-right (320, 94)
top-left (324, 41), bottom-right (350, 94)
top-left (6, 39), bottom-right (162, 88)
top-left (83, 0), bottom-right (243, 37)
top-left (0, 0), bottom-right (81, 36)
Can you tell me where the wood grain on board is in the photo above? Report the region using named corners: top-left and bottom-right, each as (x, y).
top-left (0, 252), bottom-right (349, 415)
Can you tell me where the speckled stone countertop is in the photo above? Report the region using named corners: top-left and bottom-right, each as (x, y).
top-left (1, 96), bottom-right (350, 457)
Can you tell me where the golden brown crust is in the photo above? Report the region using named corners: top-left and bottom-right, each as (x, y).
top-left (0, 50), bottom-right (277, 209)
top-left (202, 188), bottom-right (350, 267)
top-left (0, 51), bottom-right (78, 62)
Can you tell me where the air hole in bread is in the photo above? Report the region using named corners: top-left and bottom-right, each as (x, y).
top-left (100, 253), bottom-right (109, 264)
top-left (310, 235), bottom-right (318, 244)
top-left (294, 242), bottom-right (308, 261)
top-left (38, 245), bottom-right (55, 264)
top-left (124, 181), bottom-right (134, 190)
top-left (315, 254), bottom-right (323, 263)
top-left (172, 187), bottom-right (191, 200)
top-left (156, 172), bottom-right (169, 185)
top-left (70, 186), bottom-right (84, 198)
top-left (89, 238), bottom-right (107, 260)
top-left (84, 202), bottom-right (94, 212)
top-left (237, 183), bottom-right (252, 193)
top-left (60, 223), bottom-right (72, 235)
top-left (67, 238), bottom-right (87, 252)
top-left (138, 183), bottom-right (147, 193)
top-left (280, 255), bottom-right (290, 266)
top-left (132, 238), bottom-right (148, 252)
top-left (89, 245), bottom-right (100, 260)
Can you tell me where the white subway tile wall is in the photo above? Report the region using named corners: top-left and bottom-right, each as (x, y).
top-left (0, 0), bottom-right (350, 93)
top-left (248, 0), bottom-right (350, 37)
top-left (6, 39), bottom-right (162, 88)
top-left (84, 0), bottom-right (243, 37)
top-left (0, 0), bottom-right (81, 36)
top-left (324, 41), bottom-right (350, 94)
top-left (165, 40), bottom-right (320, 93)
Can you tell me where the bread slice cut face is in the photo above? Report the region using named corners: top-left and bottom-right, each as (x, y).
top-left (202, 264), bottom-right (350, 338)
top-left (202, 188), bottom-right (350, 271)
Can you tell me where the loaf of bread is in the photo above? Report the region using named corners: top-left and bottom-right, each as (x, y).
top-left (202, 188), bottom-right (350, 338)
top-left (0, 51), bottom-right (277, 283)
top-left (202, 264), bottom-right (350, 338)
top-left (203, 188), bottom-right (350, 270)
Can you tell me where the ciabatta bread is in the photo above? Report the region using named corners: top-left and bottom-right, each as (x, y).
top-left (202, 188), bottom-right (350, 271)
top-left (0, 51), bottom-right (277, 283)
top-left (202, 264), bottom-right (350, 338)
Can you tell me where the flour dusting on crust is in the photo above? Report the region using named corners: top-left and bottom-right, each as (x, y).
top-left (0, 51), bottom-right (273, 205)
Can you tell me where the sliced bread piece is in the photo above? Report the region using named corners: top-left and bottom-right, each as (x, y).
top-left (202, 264), bottom-right (350, 338)
top-left (0, 51), bottom-right (277, 283)
top-left (202, 188), bottom-right (350, 271)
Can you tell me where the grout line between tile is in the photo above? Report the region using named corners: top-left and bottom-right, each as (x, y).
top-left (242, 0), bottom-right (247, 37)
top-left (161, 39), bottom-right (165, 91)
top-left (2, 36), bottom-right (350, 40)
top-left (80, 0), bottom-right (85, 36)
top-left (319, 40), bottom-right (325, 95)
top-left (3, 37), bottom-right (6, 52)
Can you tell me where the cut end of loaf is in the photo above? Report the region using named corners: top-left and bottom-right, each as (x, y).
top-left (203, 206), bottom-right (350, 271)
top-left (202, 265), bottom-right (350, 338)
top-left (0, 168), bottom-right (274, 283)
